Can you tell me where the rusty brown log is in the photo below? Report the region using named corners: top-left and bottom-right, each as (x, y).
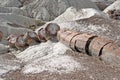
top-left (57, 30), bottom-right (96, 54)
top-left (89, 37), bottom-right (113, 57)
top-left (57, 29), bottom-right (120, 67)
top-left (100, 43), bottom-right (120, 67)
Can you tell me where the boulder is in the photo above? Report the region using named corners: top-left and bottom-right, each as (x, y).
top-left (22, 0), bottom-right (99, 21)
top-left (0, 6), bottom-right (27, 16)
top-left (104, 0), bottom-right (120, 13)
top-left (0, 0), bottom-right (22, 7)
top-left (16, 41), bottom-right (81, 74)
top-left (54, 7), bottom-right (108, 23)
top-left (91, 0), bottom-right (115, 10)
top-left (0, 13), bottom-right (36, 28)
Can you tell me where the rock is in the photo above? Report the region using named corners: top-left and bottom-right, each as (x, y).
top-left (22, 0), bottom-right (99, 21)
top-left (0, 44), bottom-right (9, 54)
top-left (0, 0), bottom-right (22, 7)
top-left (0, 13), bottom-right (36, 28)
top-left (0, 55), bottom-right (21, 75)
top-left (16, 41), bottom-right (81, 74)
top-left (90, 0), bottom-right (116, 10)
top-left (0, 6), bottom-right (27, 16)
top-left (104, 0), bottom-right (120, 13)
top-left (54, 7), bottom-right (108, 23)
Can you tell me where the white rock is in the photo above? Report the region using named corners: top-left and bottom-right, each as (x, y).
top-left (104, 0), bottom-right (120, 13)
top-left (16, 41), bottom-right (82, 74)
top-left (54, 7), bottom-right (108, 23)
top-left (0, 56), bottom-right (21, 75)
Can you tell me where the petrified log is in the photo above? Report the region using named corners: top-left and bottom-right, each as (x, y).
top-left (57, 29), bottom-right (120, 67)
top-left (7, 34), bottom-right (18, 48)
top-left (45, 23), bottom-right (60, 40)
top-left (37, 28), bottom-right (47, 42)
top-left (15, 35), bottom-right (28, 50)
top-left (23, 31), bottom-right (39, 45)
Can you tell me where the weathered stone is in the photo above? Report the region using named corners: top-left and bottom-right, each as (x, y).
top-left (54, 7), bottom-right (108, 23)
top-left (22, 0), bottom-right (99, 21)
top-left (0, 0), bottom-right (22, 7)
top-left (104, 0), bottom-right (120, 13)
top-left (0, 44), bottom-right (9, 54)
top-left (0, 7), bottom-right (27, 16)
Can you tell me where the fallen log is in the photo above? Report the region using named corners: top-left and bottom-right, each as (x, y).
top-left (57, 29), bottom-right (120, 67)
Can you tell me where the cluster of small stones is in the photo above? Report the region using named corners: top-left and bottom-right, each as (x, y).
top-left (107, 9), bottom-right (120, 20)
top-left (6, 23), bottom-right (60, 50)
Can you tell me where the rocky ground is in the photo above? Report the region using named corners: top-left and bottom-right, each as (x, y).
top-left (1, 0), bottom-right (120, 80)
top-left (1, 50), bottom-right (120, 80)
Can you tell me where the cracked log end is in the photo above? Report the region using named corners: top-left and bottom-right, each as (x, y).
top-left (7, 34), bottom-right (18, 48)
top-left (37, 28), bottom-right (47, 42)
top-left (45, 23), bottom-right (60, 40)
top-left (15, 35), bottom-right (28, 50)
top-left (23, 31), bottom-right (39, 45)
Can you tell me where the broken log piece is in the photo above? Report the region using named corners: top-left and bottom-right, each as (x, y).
top-left (57, 30), bottom-right (80, 47)
top-left (89, 37), bottom-right (113, 57)
top-left (57, 30), bottom-right (96, 54)
top-left (37, 28), bottom-right (47, 42)
top-left (100, 43), bottom-right (120, 67)
top-left (45, 23), bottom-right (60, 40)
top-left (7, 34), bottom-right (18, 48)
top-left (0, 31), bottom-right (3, 41)
top-left (74, 34), bottom-right (96, 54)
top-left (23, 31), bottom-right (39, 45)
top-left (15, 35), bottom-right (28, 50)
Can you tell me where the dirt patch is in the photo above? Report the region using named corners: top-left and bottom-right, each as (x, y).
top-left (2, 50), bottom-right (120, 80)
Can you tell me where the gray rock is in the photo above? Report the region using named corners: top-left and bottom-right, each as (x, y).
top-left (0, 0), bottom-right (22, 7)
top-left (0, 13), bottom-right (36, 28)
top-left (104, 0), bottom-right (120, 13)
top-left (0, 6), bottom-right (27, 16)
top-left (22, 0), bottom-right (99, 21)
top-left (0, 44), bottom-right (9, 54)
